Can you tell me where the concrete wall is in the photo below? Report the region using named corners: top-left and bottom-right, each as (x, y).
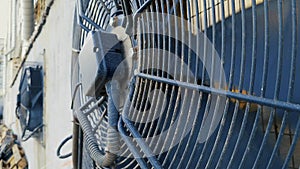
top-left (3, 0), bottom-right (75, 168)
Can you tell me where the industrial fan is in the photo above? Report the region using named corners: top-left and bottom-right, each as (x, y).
top-left (16, 65), bottom-right (44, 141)
top-left (71, 0), bottom-right (300, 168)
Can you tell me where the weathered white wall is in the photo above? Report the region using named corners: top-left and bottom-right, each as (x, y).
top-left (3, 0), bottom-right (75, 168)
top-left (0, 0), bottom-right (9, 38)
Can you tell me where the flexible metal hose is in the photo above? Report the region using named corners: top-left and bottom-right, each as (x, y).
top-left (76, 82), bottom-right (120, 167)
top-left (76, 108), bottom-right (117, 167)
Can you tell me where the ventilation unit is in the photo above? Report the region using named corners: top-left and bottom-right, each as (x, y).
top-left (71, 0), bottom-right (300, 168)
top-left (16, 65), bottom-right (43, 141)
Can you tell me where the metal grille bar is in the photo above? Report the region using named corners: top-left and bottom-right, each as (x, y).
top-left (136, 72), bottom-right (300, 113)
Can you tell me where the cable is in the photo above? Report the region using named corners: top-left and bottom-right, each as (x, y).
top-left (57, 135), bottom-right (73, 159)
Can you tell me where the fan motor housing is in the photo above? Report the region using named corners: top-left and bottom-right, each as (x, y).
top-left (79, 30), bottom-right (125, 97)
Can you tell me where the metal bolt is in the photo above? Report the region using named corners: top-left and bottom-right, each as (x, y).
top-left (93, 47), bottom-right (99, 53)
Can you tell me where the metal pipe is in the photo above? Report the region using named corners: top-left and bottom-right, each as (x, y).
top-left (2, 0), bottom-right (17, 96)
top-left (72, 118), bottom-right (80, 169)
top-left (22, 0), bottom-right (34, 41)
top-left (4, 0), bottom-right (17, 56)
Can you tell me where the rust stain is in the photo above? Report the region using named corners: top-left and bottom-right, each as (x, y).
top-left (35, 0), bottom-right (46, 23)
top-left (61, 160), bottom-right (73, 167)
